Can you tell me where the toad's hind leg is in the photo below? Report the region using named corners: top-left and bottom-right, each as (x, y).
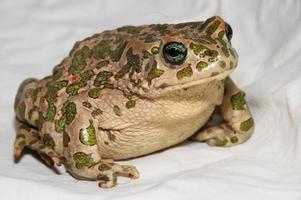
top-left (192, 77), bottom-right (254, 147)
top-left (63, 98), bottom-right (139, 188)
top-left (14, 120), bottom-right (62, 166)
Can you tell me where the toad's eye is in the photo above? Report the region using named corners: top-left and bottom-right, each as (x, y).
top-left (163, 42), bottom-right (187, 65)
top-left (225, 22), bottom-right (233, 41)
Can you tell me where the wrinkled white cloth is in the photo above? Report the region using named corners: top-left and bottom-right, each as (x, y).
top-left (0, 0), bottom-right (301, 199)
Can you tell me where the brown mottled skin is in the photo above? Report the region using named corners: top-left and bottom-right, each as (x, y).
top-left (14, 16), bottom-right (254, 188)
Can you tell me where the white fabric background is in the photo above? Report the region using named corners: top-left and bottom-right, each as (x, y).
top-left (1, 0), bottom-right (301, 199)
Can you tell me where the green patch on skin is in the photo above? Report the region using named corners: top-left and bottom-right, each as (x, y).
top-left (206, 21), bottom-right (221, 36)
top-left (111, 41), bottom-right (128, 62)
top-left (49, 80), bottom-right (68, 94)
top-left (217, 31), bottom-right (227, 45)
top-left (125, 100), bottom-right (136, 109)
top-left (240, 118), bottom-right (254, 132)
top-left (217, 31), bottom-right (230, 57)
top-left (115, 48), bottom-right (142, 79)
top-left (147, 60), bottom-right (164, 81)
top-left (55, 101), bottom-right (77, 133)
top-left (80, 70), bottom-right (95, 84)
top-left (143, 34), bottom-right (158, 43)
top-left (82, 101), bottom-right (92, 108)
top-left (52, 69), bottom-right (63, 80)
top-left (190, 42), bottom-right (202, 55)
top-left (194, 38), bottom-right (212, 45)
top-left (231, 92), bottom-right (246, 110)
top-left (43, 134), bottom-right (55, 149)
top-left (92, 37), bottom-right (127, 62)
top-left (88, 88), bottom-right (101, 99)
top-left (115, 63), bottom-right (131, 79)
top-left (200, 47), bottom-right (212, 58)
top-left (94, 71), bottom-right (113, 87)
top-left (208, 50), bottom-right (219, 63)
top-left (189, 43), bottom-right (212, 58)
top-left (113, 105), bottom-right (121, 116)
top-left (63, 131), bottom-right (70, 147)
top-left (73, 152), bottom-right (95, 169)
top-left (18, 101), bottom-right (26, 119)
top-left (91, 109), bottom-right (103, 118)
top-left (79, 120), bottom-right (97, 146)
top-left (45, 80), bottom-right (69, 121)
top-left (126, 47), bottom-right (142, 73)
top-left (25, 87), bottom-right (41, 102)
top-left (92, 40), bottom-right (111, 60)
top-left (96, 60), bottom-right (110, 69)
top-left (64, 102), bottom-right (77, 125)
top-left (199, 16), bottom-right (215, 32)
top-left (215, 138), bottom-right (228, 146)
top-left (151, 46), bottom-right (159, 54)
top-left (67, 69), bottom-right (95, 95)
top-left (69, 46), bottom-right (92, 75)
top-left (221, 47), bottom-right (230, 57)
top-left (218, 31), bottom-right (226, 39)
top-left (196, 61), bottom-right (208, 71)
top-left (200, 35), bottom-right (217, 44)
top-left (218, 60), bottom-right (226, 68)
top-left (230, 136), bottom-right (239, 143)
top-left (98, 162), bottom-right (112, 171)
top-left (55, 117), bottom-right (65, 133)
top-left (66, 84), bottom-right (80, 96)
top-left (176, 66), bottom-right (193, 80)
top-left (142, 50), bottom-right (152, 59)
top-left (45, 104), bottom-right (57, 122)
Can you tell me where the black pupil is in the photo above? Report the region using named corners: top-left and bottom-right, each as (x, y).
top-left (166, 48), bottom-right (181, 57)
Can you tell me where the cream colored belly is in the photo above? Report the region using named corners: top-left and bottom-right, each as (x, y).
top-left (98, 103), bottom-right (216, 160)
top-left (97, 80), bottom-right (224, 160)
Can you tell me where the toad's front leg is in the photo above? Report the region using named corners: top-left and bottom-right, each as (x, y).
top-left (63, 98), bottom-right (139, 188)
top-left (192, 77), bottom-right (254, 147)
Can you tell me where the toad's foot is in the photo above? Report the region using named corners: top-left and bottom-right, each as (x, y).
top-left (192, 123), bottom-right (246, 147)
top-left (67, 154), bottom-right (140, 188)
top-left (192, 77), bottom-right (254, 147)
top-left (14, 119), bottom-right (62, 166)
top-left (97, 162), bottom-right (139, 188)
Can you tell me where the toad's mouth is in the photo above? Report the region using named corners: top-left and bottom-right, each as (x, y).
top-left (153, 68), bottom-right (234, 92)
